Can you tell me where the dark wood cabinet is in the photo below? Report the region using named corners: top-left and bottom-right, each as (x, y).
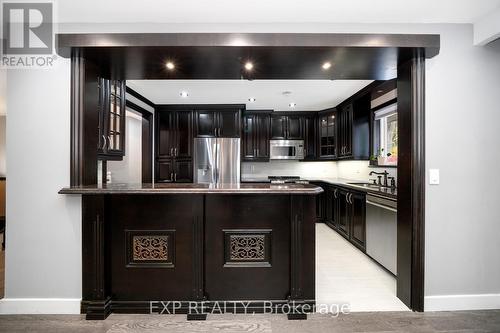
top-left (287, 115), bottom-right (303, 139)
top-left (324, 185), bottom-right (366, 251)
top-left (156, 109), bottom-right (193, 183)
top-left (156, 159), bottom-right (175, 182)
top-left (156, 158), bottom-right (193, 183)
top-left (310, 181), bottom-right (326, 222)
top-left (303, 114), bottom-right (317, 160)
top-left (157, 110), bottom-right (193, 159)
top-left (337, 94), bottom-right (370, 160)
top-left (242, 112), bottom-right (271, 161)
top-left (318, 109), bottom-right (337, 159)
top-left (175, 111), bottom-right (193, 158)
top-left (349, 191), bottom-right (366, 250)
top-left (98, 78), bottom-right (126, 160)
top-left (336, 188), bottom-right (351, 238)
top-left (270, 115), bottom-right (287, 139)
top-left (195, 109), bottom-right (241, 138)
top-left (338, 104), bottom-right (353, 158)
top-left (195, 110), bottom-right (217, 137)
top-left (173, 159), bottom-right (193, 183)
top-left (270, 115), bottom-right (304, 140)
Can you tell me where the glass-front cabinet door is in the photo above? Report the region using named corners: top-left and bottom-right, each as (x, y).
top-left (107, 80), bottom-right (125, 154)
top-left (98, 78), bottom-right (126, 160)
top-left (319, 110), bottom-right (337, 159)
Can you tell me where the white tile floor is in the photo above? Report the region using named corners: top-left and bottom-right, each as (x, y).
top-left (316, 223), bottom-right (410, 312)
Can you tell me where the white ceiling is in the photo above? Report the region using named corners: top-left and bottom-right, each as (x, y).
top-left (56, 0), bottom-right (500, 24)
top-left (127, 80), bottom-right (373, 111)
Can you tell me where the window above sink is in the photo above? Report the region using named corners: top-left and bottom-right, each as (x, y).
top-left (372, 103), bottom-right (398, 167)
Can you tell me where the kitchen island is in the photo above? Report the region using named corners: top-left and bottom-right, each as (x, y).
top-left (59, 183), bottom-right (322, 320)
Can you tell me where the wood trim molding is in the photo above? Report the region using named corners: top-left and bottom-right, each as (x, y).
top-left (70, 49), bottom-right (84, 186)
top-left (396, 49), bottom-right (425, 312)
top-left (410, 50), bottom-right (426, 312)
top-left (126, 86), bottom-right (156, 108)
top-left (56, 33), bottom-right (440, 58)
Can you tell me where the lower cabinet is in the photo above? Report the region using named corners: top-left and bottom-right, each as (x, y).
top-left (157, 158), bottom-right (193, 183)
top-left (316, 183), bottom-right (366, 251)
top-left (310, 181), bottom-right (326, 221)
top-left (349, 191), bottom-right (366, 250)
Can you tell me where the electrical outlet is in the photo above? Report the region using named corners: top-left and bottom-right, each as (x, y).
top-left (429, 169), bottom-right (440, 185)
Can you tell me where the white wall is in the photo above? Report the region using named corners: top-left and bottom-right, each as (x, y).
top-left (107, 110), bottom-right (143, 184)
top-left (0, 60), bottom-right (82, 313)
top-left (424, 28), bottom-right (500, 311)
top-left (2, 23), bottom-right (500, 314)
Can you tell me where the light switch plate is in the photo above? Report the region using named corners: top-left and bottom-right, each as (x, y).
top-left (429, 169), bottom-right (440, 185)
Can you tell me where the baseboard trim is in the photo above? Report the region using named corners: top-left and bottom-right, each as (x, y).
top-left (0, 298), bottom-right (81, 314)
top-left (425, 294), bottom-right (500, 311)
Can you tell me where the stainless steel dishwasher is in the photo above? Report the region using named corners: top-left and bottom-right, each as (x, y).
top-left (365, 194), bottom-right (397, 275)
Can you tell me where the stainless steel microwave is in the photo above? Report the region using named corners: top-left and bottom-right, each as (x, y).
top-left (269, 140), bottom-right (304, 160)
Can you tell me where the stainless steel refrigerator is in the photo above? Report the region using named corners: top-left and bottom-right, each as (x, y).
top-left (193, 138), bottom-right (240, 184)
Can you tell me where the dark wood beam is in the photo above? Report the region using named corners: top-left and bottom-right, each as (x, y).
top-left (57, 33), bottom-right (440, 58)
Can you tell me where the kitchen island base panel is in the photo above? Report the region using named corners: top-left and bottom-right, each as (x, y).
top-left (80, 192), bottom-right (317, 320)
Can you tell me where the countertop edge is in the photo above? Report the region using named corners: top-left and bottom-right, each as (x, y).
top-left (58, 187), bottom-right (324, 195)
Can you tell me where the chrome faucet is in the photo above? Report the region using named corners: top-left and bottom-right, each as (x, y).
top-left (369, 170), bottom-right (389, 187)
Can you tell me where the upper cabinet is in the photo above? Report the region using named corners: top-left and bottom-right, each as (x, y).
top-left (97, 79), bottom-right (126, 160)
top-left (302, 114), bottom-right (318, 160)
top-left (337, 103), bottom-right (353, 158)
top-left (337, 93), bottom-right (371, 160)
top-left (156, 109), bottom-right (194, 183)
top-left (157, 110), bottom-right (193, 159)
top-left (195, 109), bottom-right (241, 138)
top-left (318, 109), bottom-right (337, 159)
top-left (242, 112), bottom-right (271, 161)
top-left (270, 115), bottom-right (303, 140)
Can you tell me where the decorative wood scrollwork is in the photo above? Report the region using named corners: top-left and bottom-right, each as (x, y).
top-left (132, 235), bottom-right (168, 261)
top-left (126, 230), bottom-right (175, 267)
top-left (223, 229), bottom-right (272, 267)
top-left (230, 235), bottom-right (265, 261)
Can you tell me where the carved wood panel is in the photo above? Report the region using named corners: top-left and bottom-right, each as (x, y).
top-left (126, 230), bottom-right (175, 268)
top-left (223, 229), bottom-right (271, 267)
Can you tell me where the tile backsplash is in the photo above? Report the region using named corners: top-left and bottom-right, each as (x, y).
top-left (337, 160), bottom-right (397, 183)
top-left (241, 161), bottom-right (338, 179)
top-left (242, 159), bottom-right (397, 183)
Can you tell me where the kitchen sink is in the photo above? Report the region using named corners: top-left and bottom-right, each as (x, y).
top-left (347, 182), bottom-right (385, 189)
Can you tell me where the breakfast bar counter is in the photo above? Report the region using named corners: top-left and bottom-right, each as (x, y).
top-left (60, 183), bottom-right (322, 320)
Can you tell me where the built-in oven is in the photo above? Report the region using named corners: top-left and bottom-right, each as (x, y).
top-left (269, 140), bottom-right (304, 160)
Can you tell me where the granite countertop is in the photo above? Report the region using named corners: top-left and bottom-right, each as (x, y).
top-left (59, 182), bottom-right (323, 195)
top-left (241, 177), bottom-right (397, 200)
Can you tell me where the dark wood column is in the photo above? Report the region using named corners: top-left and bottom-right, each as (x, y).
top-left (81, 195), bottom-right (112, 319)
top-left (289, 195), bottom-right (316, 319)
top-left (397, 49), bottom-right (426, 312)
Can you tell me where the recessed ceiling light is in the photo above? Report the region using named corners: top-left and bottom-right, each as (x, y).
top-left (244, 62), bottom-right (254, 71)
top-left (180, 91), bottom-right (189, 98)
top-left (248, 97), bottom-right (256, 102)
top-left (322, 62), bottom-right (332, 70)
top-left (166, 61), bottom-right (175, 70)
top-left (289, 102), bottom-right (296, 108)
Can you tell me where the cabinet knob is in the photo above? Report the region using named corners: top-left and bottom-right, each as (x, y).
top-left (170, 173), bottom-right (173, 181)
top-left (174, 173), bottom-right (177, 182)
